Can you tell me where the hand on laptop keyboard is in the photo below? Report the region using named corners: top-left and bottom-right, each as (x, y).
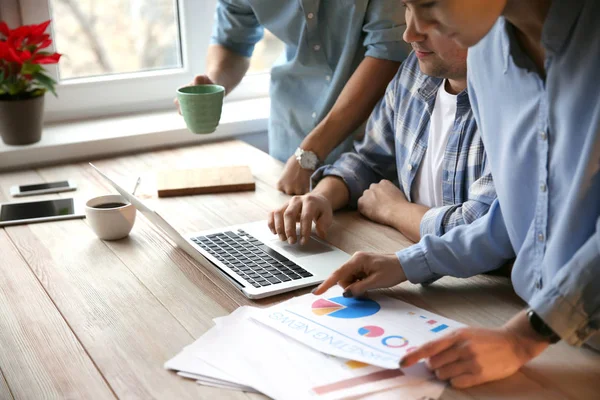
top-left (268, 193), bottom-right (333, 245)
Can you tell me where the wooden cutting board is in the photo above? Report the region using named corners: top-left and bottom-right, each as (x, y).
top-left (156, 166), bottom-right (256, 197)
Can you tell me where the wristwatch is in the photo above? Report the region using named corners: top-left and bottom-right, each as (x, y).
top-left (527, 309), bottom-right (561, 344)
top-left (294, 148), bottom-right (322, 170)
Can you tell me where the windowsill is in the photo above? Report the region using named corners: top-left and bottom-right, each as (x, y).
top-left (0, 97), bottom-right (270, 171)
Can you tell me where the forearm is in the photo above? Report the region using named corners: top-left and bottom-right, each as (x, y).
top-left (389, 203), bottom-right (429, 243)
top-left (312, 176), bottom-right (350, 211)
top-left (301, 57), bottom-right (400, 160)
top-left (205, 44), bottom-right (251, 95)
top-left (397, 200), bottom-right (515, 283)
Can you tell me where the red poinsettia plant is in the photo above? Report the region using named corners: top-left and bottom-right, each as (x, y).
top-left (0, 20), bottom-right (62, 100)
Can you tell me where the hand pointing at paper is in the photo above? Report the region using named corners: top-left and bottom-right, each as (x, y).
top-left (312, 252), bottom-right (407, 297)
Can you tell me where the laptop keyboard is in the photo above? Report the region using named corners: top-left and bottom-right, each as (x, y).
top-left (192, 229), bottom-right (313, 288)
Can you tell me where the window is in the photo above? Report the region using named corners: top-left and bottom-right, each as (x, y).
top-left (16, 0), bottom-right (284, 122)
top-left (51, 0), bottom-right (183, 80)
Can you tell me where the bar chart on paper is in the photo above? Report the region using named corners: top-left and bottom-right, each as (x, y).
top-left (252, 287), bottom-right (465, 369)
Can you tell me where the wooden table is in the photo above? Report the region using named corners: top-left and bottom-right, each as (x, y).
top-left (0, 140), bottom-right (598, 400)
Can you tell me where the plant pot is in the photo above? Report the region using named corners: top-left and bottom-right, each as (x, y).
top-left (0, 95), bottom-right (45, 145)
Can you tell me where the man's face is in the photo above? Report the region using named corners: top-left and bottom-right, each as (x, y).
top-left (403, 5), bottom-right (468, 81)
top-left (402, 0), bottom-right (506, 48)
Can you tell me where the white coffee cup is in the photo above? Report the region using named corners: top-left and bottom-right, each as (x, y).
top-left (85, 194), bottom-right (136, 240)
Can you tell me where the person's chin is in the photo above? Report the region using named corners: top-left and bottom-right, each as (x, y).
top-left (417, 59), bottom-right (435, 76)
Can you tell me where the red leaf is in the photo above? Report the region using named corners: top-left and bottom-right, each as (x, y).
top-left (14, 36), bottom-right (24, 50)
top-left (32, 20), bottom-right (52, 36)
top-left (32, 52), bottom-right (61, 64)
top-left (0, 41), bottom-right (8, 59)
top-left (6, 47), bottom-right (31, 64)
top-left (0, 21), bottom-right (10, 38)
top-left (26, 34), bottom-right (51, 47)
top-left (38, 39), bottom-right (52, 50)
top-left (11, 25), bottom-right (32, 38)
top-left (6, 48), bottom-right (21, 63)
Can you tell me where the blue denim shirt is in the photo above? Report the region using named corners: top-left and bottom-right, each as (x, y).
top-left (211, 0), bottom-right (409, 162)
top-left (312, 52), bottom-right (495, 237)
top-left (398, 0), bottom-right (600, 348)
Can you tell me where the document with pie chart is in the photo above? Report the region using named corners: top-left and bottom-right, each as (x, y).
top-left (252, 286), bottom-right (464, 369)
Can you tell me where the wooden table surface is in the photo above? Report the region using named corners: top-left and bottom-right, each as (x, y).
top-left (0, 140), bottom-right (598, 400)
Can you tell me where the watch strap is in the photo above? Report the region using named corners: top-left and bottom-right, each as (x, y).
top-left (527, 309), bottom-right (560, 344)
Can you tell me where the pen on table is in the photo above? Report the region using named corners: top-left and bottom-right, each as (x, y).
top-left (132, 177), bottom-right (141, 195)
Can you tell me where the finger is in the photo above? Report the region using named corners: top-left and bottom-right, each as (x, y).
top-left (174, 98), bottom-right (182, 115)
top-left (357, 196), bottom-right (364, 214)
top-left (450, 373), bottom-right (483, 389)
top-left (193, 76), bottom-right (212, 85)
top-left (267, 211), bottom-right (276, 235)
top-left (301, 181), bottom-right (310, 195)
top-left (400, 333), bottom-right (463, 368)
top-left (283, 199), bottom-right (302, 244)
top-left (300, 204), bottom-right (316, 245)
top-left (427, 345), bottom-right (463, 370)
top-left (273, 206), bottom-right (287, 241)
top-left (315, 209), bottom-right (332, 240)
top-left (434, 359), bottom-right (473, 381)
top-left (313, 270), bottom-right (342, 295)
top-left (342, 274), bottom-right (382, 297)
top-left (276, 180), bottom-right (285, 192)
top-left (314, 255), bottom-right (362, 295)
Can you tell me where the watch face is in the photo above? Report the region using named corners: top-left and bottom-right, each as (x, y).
top-left (303, 152), bottom-right (319, 169)
top-left (296, 148), bottom-right (320, 169)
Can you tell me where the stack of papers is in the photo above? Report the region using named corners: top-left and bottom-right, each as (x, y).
top-left (165, 287), bottom-right (462, 399)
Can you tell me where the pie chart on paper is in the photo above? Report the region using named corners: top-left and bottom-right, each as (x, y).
top-left (311, 296), bottom-right (381, 319)
top-left (358, 325), bottom-right (385, 337)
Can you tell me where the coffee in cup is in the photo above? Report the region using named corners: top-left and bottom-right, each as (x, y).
top-left (85, 194), bottom-right (136, 240)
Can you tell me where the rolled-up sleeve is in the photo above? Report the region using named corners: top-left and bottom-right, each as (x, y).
top-left (211, 0), bottom-right (264, 58)
top-left (398, 199), bottom-right (515, 284)
top-left (311, 68), bottom-right (401, 206)
top-left (420, 165), bottom-right (496, 237)
top-left (362, 0), bottom-right (410, 62)
top-left (528, 216), bottom-right (600, 347)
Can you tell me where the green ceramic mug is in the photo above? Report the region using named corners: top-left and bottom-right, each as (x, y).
top-left (177, 84), bottom-right (225, 134)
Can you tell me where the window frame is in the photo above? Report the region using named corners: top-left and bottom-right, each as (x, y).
top-left (16, 0), bottom-right (270, 123)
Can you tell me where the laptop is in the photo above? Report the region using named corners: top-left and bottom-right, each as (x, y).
top-left (89, 163), bottom-right (351, 299)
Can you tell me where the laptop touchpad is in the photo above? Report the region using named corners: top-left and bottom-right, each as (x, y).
top-left (269, 237), bottom-right (333, 258)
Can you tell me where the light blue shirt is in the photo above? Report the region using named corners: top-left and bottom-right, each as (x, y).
top-left (398, 0), bottom-right (600, 348)
top-left (211, 0), bottom-right (408, 163)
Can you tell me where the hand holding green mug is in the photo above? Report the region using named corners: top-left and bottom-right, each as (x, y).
top-left (176, 78), bottom-right (225, 134)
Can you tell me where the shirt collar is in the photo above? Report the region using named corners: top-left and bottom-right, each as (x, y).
top-left (417, 75), bottom-right (469, 107)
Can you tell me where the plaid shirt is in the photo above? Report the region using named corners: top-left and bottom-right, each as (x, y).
top-left (312, 52), bottom-right (496, 237)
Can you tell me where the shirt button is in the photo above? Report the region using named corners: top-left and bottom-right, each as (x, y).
top-left (313, 44), bottom-right (321, 51)
top-left (540, 183), bottom-right (547, 192)
top-left (407, 164), bottom-right (413, 171)
top-left (325, 75), bottom-right (331, 81)
top-left (311, 112), bottom-right (317, 118)
top-left (539, 131), bottom-right (547, 141)
top-left (535, 278), bottom-right (543, 290)
top-left (307, 12), bottom-right (314, 19)
top-left (538, 233), bottom-right (545, 242)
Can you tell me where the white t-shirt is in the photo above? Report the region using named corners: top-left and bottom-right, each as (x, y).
top-left (412, 81), bottom-right (458, 208)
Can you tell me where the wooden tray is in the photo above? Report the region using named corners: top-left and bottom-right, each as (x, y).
top-left (156, 166), bottom-right (255, 197)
